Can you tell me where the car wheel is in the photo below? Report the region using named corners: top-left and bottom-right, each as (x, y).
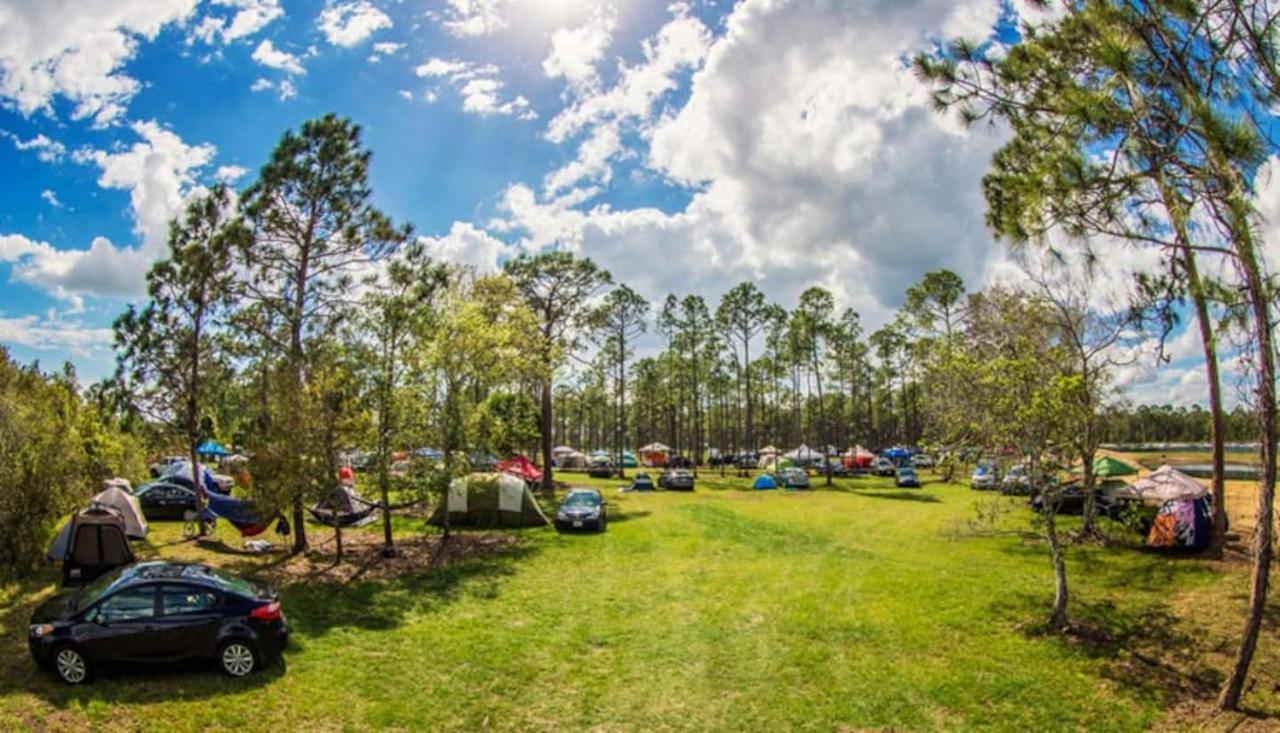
top-left (218, 639), bottom-right (258, 678)
top-left (53, 645), bottom-right (90, 685)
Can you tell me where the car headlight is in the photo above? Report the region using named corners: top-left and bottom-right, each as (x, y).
top-left (556, 511), bottom-right (568, 520)
top-left (30, 624), bottom-right (53, 638)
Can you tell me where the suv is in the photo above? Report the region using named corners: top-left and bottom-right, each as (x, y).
top-left (874, 457), bottom-right (896, 477)
top-left (911, 454), bottom-right (934, 469)
top-left (971, 461), bottom-right (998, 490)
top-left (1000, 464), bottom-right (1033, 495)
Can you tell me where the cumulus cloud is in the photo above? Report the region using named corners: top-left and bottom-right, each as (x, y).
top-left (415, 58), bottom-right (534, 119)
top-left (252, 39), bottom-right (305, 75)
top-left (417, 221), bottom-right (511, 272)
top-left (0, 312), bottom-right (114, 354)
top-left (318, 0), bottom-right (393, 48)
top-left (214, 164), bottom-right (248, 182)
top-left (0, 121), bottom-right (216, 305)
top-left (368, 41), bottom-right (404, 63)
top-left (190, 0), bottom-right (283, 44)
top-left (0, 0), bottom-right (198, 126)
top-left (543, 7), bottom-right (617, 91)
top-left (40, 189), bottom-right (62, 208)
top-left (1, 131), bottom-right (67, 163)
top-left (432, 0), bottom-right (509, 38)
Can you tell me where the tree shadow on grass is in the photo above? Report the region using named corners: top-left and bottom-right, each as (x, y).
top-left (850, 490), bottom-right (942, 504)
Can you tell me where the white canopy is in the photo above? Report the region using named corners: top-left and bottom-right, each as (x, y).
top-left (91, 483), bottom-right (148, 539)
top-left (759, 445), bottom-right (780, 455)
top-left (1115, 465), bottom-right (1208, 503)
top-left (785, 445), bottom-right (823, 460)
top-left (551, 446), bottom-right (577, 456)
top-left (638, 442), bottom-right (671, 453)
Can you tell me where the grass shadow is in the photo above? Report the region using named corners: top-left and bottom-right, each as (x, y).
top-left (853, 490), bottom-right (942, 504)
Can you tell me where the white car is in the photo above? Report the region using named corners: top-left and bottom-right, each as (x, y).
top-left (911, 454), bottom-right (934, 469)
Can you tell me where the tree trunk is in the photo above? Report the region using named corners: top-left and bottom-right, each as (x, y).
top-left (1184, 250), bottom-right (1228, 555)
top-left (379, 334), bottom-right (396, 557)
top-left (540, 374), bottom-right (555, 495)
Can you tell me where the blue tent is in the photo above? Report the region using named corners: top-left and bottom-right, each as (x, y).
top-left (881, 447), bottom-right (912, 465)
top-left (162, 461), bottom-right (225, 494)
top-left (753, 474), bottom-right (778, 490)
top-left (196, 439), bottom-right (229, 458)
top-left (204, 492), bottom-right (272, 536)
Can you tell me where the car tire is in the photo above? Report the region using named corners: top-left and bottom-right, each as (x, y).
top-left (53, 644), bottom-right (91, 685)
top-left (218, 639), bottom-right (259, 678)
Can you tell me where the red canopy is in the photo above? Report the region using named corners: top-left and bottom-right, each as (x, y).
top-left (497, 455), bottom-right (543, 484)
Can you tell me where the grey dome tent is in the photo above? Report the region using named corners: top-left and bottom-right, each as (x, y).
top-left (47, 506), bottom-right (135, 586)
top-left (428, 473), bottom-right (550, 529)
top-left (91, 481), bottom-right (148, 539)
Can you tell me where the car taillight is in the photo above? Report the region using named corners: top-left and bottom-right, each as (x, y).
top-left (250, 601), bottom-right (281, 621)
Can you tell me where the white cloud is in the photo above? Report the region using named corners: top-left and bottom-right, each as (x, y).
top-left (368, 41), bottom-right (404, 62)
top-left (190, 0), bottom-right (283, 44)
top-left (433, 0), bottom-right (509, 38)
top-left (417, 221), bottom-right (510, 272)
top-left (318, 0), bottom-right (393, 47)
top-left (0, 121), bottom-right (217, 305)
top-left (40, 189), bottom-right (62, 208)
top-left (0, 0), bottom-right (199, 126)
top-left (414, 58), bottom-right (534, 119)
top-left (398, 89), bottom-right (413, 101)
top-left (250, 77), bottom-right (274, 92)
top-left (277, 78), bottom-right (297, 100)
top-left (251, 39), bottom-right (305, 75)
top-left (1, 131), bottom-right (67, 162)
top-left (0, 312), bottom-right (114, 354)
top-left (543, 7), bottom-right (617, 91)
top-left (214, 164), bottom-right (248, 182)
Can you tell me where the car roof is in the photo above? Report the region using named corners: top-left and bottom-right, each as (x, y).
top-left (566, 488), bottom-right (601, 496)
top-left (104, 561), bottom-right (252, 594)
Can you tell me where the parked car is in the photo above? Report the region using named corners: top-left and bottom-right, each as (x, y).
top-left (776, 467), bottom-right (810, 489)
top-left (554, 488), bottom-right (607, 532)
top-left (970, 461), bottom-right (999, 490)
top-left (587, 463), bottom-right (616, 479)
top-left (668, 455), bottom-right (694, 469)
top-left (133, 481), bottom-right (200, 521)
top-left (874, 457), bottom-right (896, 477)
top-left (911, 454), bottom-right (935, 469)
top-left (1000, 464), bottom-right (1033, 495)
top-left (29, 561), bottom-right (288, 685)
top-left (629, 473), bottom-right (656, 491)
top-left (734, 454), bottom-right (758, 470)
top-left (895, 466), bottom-right (922, 488)
top-left (148, 456), bottom-right (186, 478)
top-left (658, 469), bottom-right (695, 490)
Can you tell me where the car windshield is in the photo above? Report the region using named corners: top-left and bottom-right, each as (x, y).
top-left (74, 565), bottom-right (131, 612)
top-left (563, 492), bottom-right (600, 507)
top-left (187, 565), bottom-right (260, 598)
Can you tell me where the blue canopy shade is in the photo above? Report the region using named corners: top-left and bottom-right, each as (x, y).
top-left (196, 439), bottom-right (229, 457)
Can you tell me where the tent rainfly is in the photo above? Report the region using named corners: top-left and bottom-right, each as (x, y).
top-left (638, 442), bottom-right (671, 454)
top-left (1116, 465), bottom-right (1208, 503)
top-left (1089, 456), bottom-right (1139, 478)
top-left (91, 482), bottom-right (147, 539)
top-left (551, 446), bottom-right (577, 457)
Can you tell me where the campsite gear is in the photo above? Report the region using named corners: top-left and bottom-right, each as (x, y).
top-left (90, 483), bottom-right (148, 540)
top-left (29, 561), bottom-right (289, 684)
top-left (47, 507), bottom-right (136, 586)
top-left (309, 485), bottom-right (379, 527)
top-left (204, 491), bottom-right (273, 537)
top-left (337, 466), bottom-right (356, 484)
top-left (244, 540), bottom-right (273, 553)
top-left (1115, 465), bottom-right (1208, 504)
top-left (757, 454), bottom-right (794, 470)
top-left (1089, 455), bottom-right (1139, 479)
top-left (497, 454), bottom-right (544, 485)
top-left (843, 446), bottom-right (875, 470)
top-left (428, 473), bottom-right (551, 529)
top-left (162, 461), bottom-right (232, 495)
top-left (1147, 495), bottom-right (1214, 550)
top-left (554, 489), bottom-right (607, 532)
top-left (639, 442), bottom-right (672, 467)
top-left (752, 474), bottom-right (778, 490)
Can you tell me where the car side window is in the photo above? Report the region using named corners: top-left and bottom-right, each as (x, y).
top-left (96, 586), bottom-right (157, 623)
top-left (161, 585), bottom-right (220, 615)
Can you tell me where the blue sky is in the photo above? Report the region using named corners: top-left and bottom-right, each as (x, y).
top-left (0, 0), bottom-right (1238, 407)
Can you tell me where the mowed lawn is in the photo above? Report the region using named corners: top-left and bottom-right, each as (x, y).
top-left (1, 472), bottom-right (1273, 732)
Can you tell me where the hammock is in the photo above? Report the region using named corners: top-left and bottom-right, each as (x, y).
top-left (203, 490), bottom-right (275, 537)
top-left (308, 485), bottom-right (381, 527)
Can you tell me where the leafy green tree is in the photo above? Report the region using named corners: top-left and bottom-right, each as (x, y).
top-left (113, 184), bottom-right (244, 537)
top-left (716, 282), bottom-right (767, 453)
top-left (791, 287), bottom-right (835, 484)
top-left (504, 251), bottom-right (612, 492)
top-left (237, 114), bottom-right (409, 553)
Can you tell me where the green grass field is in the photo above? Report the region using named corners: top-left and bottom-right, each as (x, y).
top-left (1, 472), bottom-right (1274, 731)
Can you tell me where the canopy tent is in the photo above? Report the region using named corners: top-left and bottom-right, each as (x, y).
top-left (752, 474), bottom-right (778, 490)
top-left (557, 451), bottom-right (588, 469)
top-left (589, 452), bottom-right (613, 466)
top-left (638, 442), bottom-right (671, 453)
top-left (91, 482), bottom-right (147, 540)
top-left (758, 445), bottom-right (780, 455)
top-left (785, 445), bottom-right (822, 461)
top-left (196, 439), bottom-right (229, 458)
top-left (1087, 456), bottom-right (1139, 479)
top-left (309, 485), bottom-right (379, 527)
top-left (1115, 465), bottom-right (1208, 504)
top-left (881, 447), bottom-right (912, 464)
top-left (497, 454), bottom-right (544, 484)
top-left (639, 442), bottom-right (671, 467)
top-left (428, 473), bottom-right (551, 529)
top-left (47, 506), bottom-right (135, 586)
top-left (551, 446), bottom-right (578, 457)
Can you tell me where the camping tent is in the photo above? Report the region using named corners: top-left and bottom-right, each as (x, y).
top-left (163, 461), bottom-right (232, 495)
top-left (498, 454), bottom-right (544, 484)
top-left (91, 482), bottom-right (147, 539)
top-left (196, 439), bottom-right (229, 458)
top-left (753, 474), bottom-right (778, 490)
top-left (621, 451), bottom-right (638, 468)
top-left (47, 506), bottom-right (135, 586)
top-left (558, 451), bottom-right (588, 470)
top-left (1116, 465), bottom-right (1208, 504)
top-left (785, 445), bottom-right (822, 461)
top-left (639, 442), bottom-right (671, 467)
top-left (881, 447), bottom-right (912, 465)
top-left (1147, 495), bottom-right (1213, 550)
top-left (759, 445), bottom-right (779, 455)
top-left (551, 446), bottom-right (577, 458)
top-left (757, 454), bottom-right (793, 470)
top-left (428, 473), bottom-right (551, 529)
top-left (844, 446), bottom-right (875, 469)
top-left (309, 485), bottom-right (379, 527)
top-left (1089, 456), bottom-right (1139, 479)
